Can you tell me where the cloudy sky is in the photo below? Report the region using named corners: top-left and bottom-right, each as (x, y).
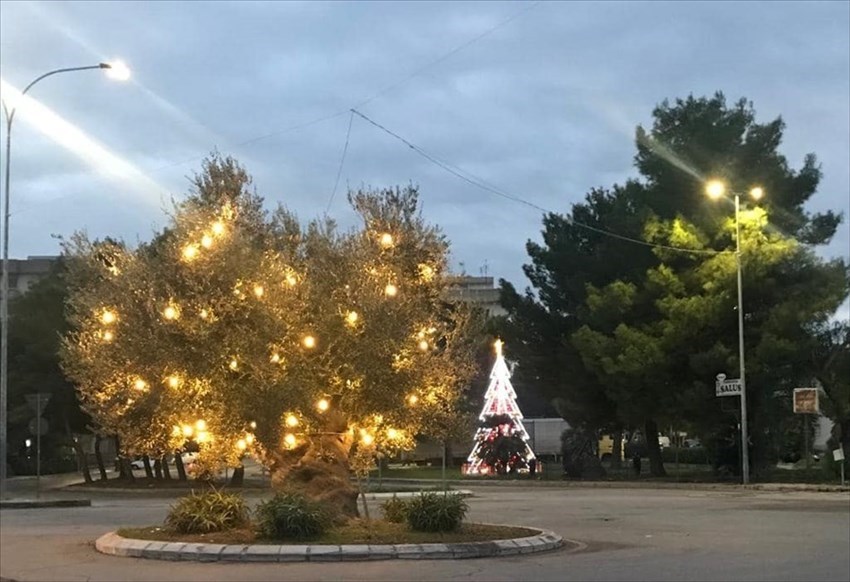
top-left (1, 1), bottom-right (848, 298)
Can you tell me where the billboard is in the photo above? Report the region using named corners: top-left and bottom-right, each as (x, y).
top-left (793, 388), bottom-right (819, 414)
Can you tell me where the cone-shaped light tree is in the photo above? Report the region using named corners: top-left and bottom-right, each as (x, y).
top-left (61, 156), bottom-right (482, 515)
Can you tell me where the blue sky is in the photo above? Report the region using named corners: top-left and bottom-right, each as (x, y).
top-left (1, 1), bottom-right (848, 311)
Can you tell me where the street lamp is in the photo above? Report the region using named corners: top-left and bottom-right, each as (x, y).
top-left (705, 179), bottom-right (765, 485)
top-left (0, 61), bottom-right (130, 498)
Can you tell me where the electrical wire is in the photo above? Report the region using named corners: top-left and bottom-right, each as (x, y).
top-left (326, 110), bottom-right (355, 213)
top-left (351, 109), bottom-right (723, 256)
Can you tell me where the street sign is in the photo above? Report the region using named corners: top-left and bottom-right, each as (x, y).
top-left (716, 378), bottom-right (742, 397)
top-left (833, 447), bottom-right (845, 462)
top-left (28, 417), bottom-right (49, 436)
top-left (24, 393), bottom-right (51, 416)
top-left (793, 388), bottom-right (819, 414)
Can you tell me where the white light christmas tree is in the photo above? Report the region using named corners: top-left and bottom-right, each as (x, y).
top-left (464, 340), bottom-right (536, 475)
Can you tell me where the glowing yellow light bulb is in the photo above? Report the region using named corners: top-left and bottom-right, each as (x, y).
top-left (270, 352), bottom-right (281, 364)
top-left (196, 431), bottom-right (209, 443)
top-left (101, 310), bottom-right (117, 325)
top-left (750, 186), bottom-right (764, 200)
top-left (211, 221), bottom-right (225, 236)
top-left (253, 284), bottom-right (264, 298)
top-left (250, 421), bottom-right (257, 429)
top-left (407, 394), bottom-right (418, 406)
top-left (166, 375), bottom-right (180, 389)
top-left (361, 433), bottom-right (374, 446)
top-left (385, 283), bottom-right (398, 297)
top-left (284, 433), bottom-right (297, 448)
top-left (317, 398), bottom-right (330, 413)
top-left (229, 358), bottom-right (239, 371)
top-left (285, 414), bottom-right (299, 428)
top-left (418, 339), bottom-right (429, 351)
top-left (163, 305), bottom-right (179, 320)
top-left (236, 439), bottom-right (247, 451)
top-left (285, 273), bottom-right (298, 287)
top-left (102, 330), bottom-right (115, 342)
top-left (200, 309), bottom-right (209, 320)
top-left (345, 311), bottom-right (359, 326)
top-left (195, 419), bottom-right (207, 432)
top-left (181, 424), bottom-right (194, 437)
top-left (133, 378), bottom-right (147, 391)
top-left (705, 180), bottom-right (726, 200)
top-left (379, 233), bottom-right (394, 248)
top-left (245, 433), bottom-right (255, 444)
top-left (387, 428), bottom-right (399, 440)
top-left (201, 234), bottom-right (214, 249)
top-left (418, 264), bottom-right (435, 282)
top-left (182, 244), bottom-right (199, 261)
top-left (303, 335), bottom-right (316, 349)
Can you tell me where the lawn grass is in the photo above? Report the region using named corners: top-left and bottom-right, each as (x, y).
top-left (117, 520), bottom-right (537, 545)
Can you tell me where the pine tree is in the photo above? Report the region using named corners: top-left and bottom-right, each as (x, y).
top-left (465, 340), bottom-right (536, 475)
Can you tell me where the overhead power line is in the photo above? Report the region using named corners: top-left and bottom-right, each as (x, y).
top-left (350, 109), bottom-right (723, 256)
top-left (326, 110), bottom-right (355, 213)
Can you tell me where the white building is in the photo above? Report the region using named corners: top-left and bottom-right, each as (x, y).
top-left (444, 275), bottom-right (506, 317)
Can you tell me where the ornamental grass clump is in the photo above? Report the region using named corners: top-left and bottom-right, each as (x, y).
top-left (164, 489), bottom-right (249, 534)
top-left (405, 492), bottom-right (468, 532)
top-left (254, 491), bottom-right (330, 540)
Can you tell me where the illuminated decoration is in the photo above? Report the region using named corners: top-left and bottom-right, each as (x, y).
top-left (195, 419), bottom-right (207, 432)
top-left (229, 358), bottom-right (239, 371)
top-left (101, 309), bottom-right (117, 325)
top-left (387, 428), bottom-right (399, 440)
top-left (361, 431), bottom-right (375, 446)
top-left (345, 310), bottom-right (359, 326)
top-left (133, 378), bottom-right (147, 391)
top-left (379, 232), bottom-right (395, 249)
top-left (196, 431), bottom-right (210, 443)
top-left (284, 433), bottom-right (297, 448)
top-left (236, 439), bottom-right (247, 451)
top-left (211, 221), bottom-right (226, 236)
top-left (418, 339), bottom-right (429, 351)
top-left (201, 234), bottom-right (214, 249)
top-left (407, 394), bottom-right (418, 405)
top-left (284, 271), bottom-right (298, 287)
top-left (253, 284), bottom-right (265, 298)
top-left (316, 398), bottom-right (330, 413)
top-left (385, 283), bottom-right (398, 297)
top-left (166, 375), bottom-right (181, 389)
top-left (250, 421), bottom-right (257, 429)
top-left (270, 352), bottom-right (282, 364)
top-left (181, 424), bottom-right (194, 437)
top-left (171, 426), bottom-right (181, 437)
top-left (199, 309), bottom-right (210, 320)
top-left (302, 335), bottom-right (317, 349)
top-left (285, 414), bottom-right (299, 428)
top-left (102, 330), bottom-right (115, 342)
top-left (182, 244), bottom-right (200, 261)
top-left (245, 433), bottom-right (255, 444)
top-left (418, 263), bottom-right (435, 282)
top-left (163, 304), bottom-right (180, 320)
top-left (464, 340), bottom-right (536, 476)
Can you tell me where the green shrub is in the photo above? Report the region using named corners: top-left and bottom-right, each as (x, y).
top-left (164, 489), bottom-right (248, 534)
top-left (405, 492), bottom-right (468, 532)
top-left (254, 491), bottom-right (329, 540)
top-left (381, 495), bottom-right (410, 523)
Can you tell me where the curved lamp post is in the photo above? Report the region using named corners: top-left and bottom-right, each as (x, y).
top-left (0, 61), bottom-right (130, 498)
top-left (706, 179), bottom-right (765, 485)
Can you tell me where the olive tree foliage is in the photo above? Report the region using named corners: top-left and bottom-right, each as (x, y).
top-left (61, 156), bottom-right (482, 513)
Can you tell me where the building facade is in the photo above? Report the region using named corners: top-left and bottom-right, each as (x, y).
top-left (444, 275), bottom-right (506, 317)
top-left (8, 255), bottom-right (58, 298)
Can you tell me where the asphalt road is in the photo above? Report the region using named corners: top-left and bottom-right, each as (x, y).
top-left (1, 486), bottom-right (848, 581)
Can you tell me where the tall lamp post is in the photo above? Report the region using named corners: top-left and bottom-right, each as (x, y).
top-left (0, 61), bottom-right (130, 498)
top-left (706, 179), bottom-right (764, 485)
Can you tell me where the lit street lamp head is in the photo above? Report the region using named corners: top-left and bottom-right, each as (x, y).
top-left (749, 187), bottom-right (764, 201)
top-left (705, 180), bottom-right (726, 200)
top-left (101, 60), bottom-right (131, 81)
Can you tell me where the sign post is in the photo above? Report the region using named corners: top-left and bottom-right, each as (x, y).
top-left (793, 388), bottom-right (819, 470)
top-left (715, 374), bottom-right (745, 481)
top-left (833, 446), bottom-right (845, 486)
top-left (25, 393), bottom-right (50, 499)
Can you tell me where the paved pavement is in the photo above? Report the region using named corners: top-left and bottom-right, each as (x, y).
top-left (1, 485), bottom-right (848, 581)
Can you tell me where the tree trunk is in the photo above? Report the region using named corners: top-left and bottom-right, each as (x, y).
top-left (229, 465), bottom-right (245, 487)
top-left (118, 457), bottom-right (135, 482)
top-left (94, 434), bottom-right (108, 481)
top-left (63, 414), bottom-right (92, 484)
top-left (161, 455), bottom-right (172, 480)
top-left (645, 419), bottom-right (667, 477)
top-left (269, 414), bottom-right (359, 520)
top-left (142, 456), bottom-right (154, 479)
top-left (153, 458), bottom-right (163, 479)
top-left (611, 428), bottom-right (623, 470)
top-left (174, 451), bottom-right (187, 481)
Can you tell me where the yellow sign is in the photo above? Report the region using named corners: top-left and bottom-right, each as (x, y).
top-left (793, 388), bottom-right (819, 414)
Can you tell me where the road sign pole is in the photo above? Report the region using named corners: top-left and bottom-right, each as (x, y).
top-left (36, 394), bottom-right (41, 500)
top-left (804, 416), bottom-right (810, 470)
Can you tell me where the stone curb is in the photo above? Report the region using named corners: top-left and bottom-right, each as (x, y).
top-left (0, 498), bottom-right (92, 510)
top-left (95, 527), bottom-right (564, 562)
top-left (360, 489), bottom-right (473, 500)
